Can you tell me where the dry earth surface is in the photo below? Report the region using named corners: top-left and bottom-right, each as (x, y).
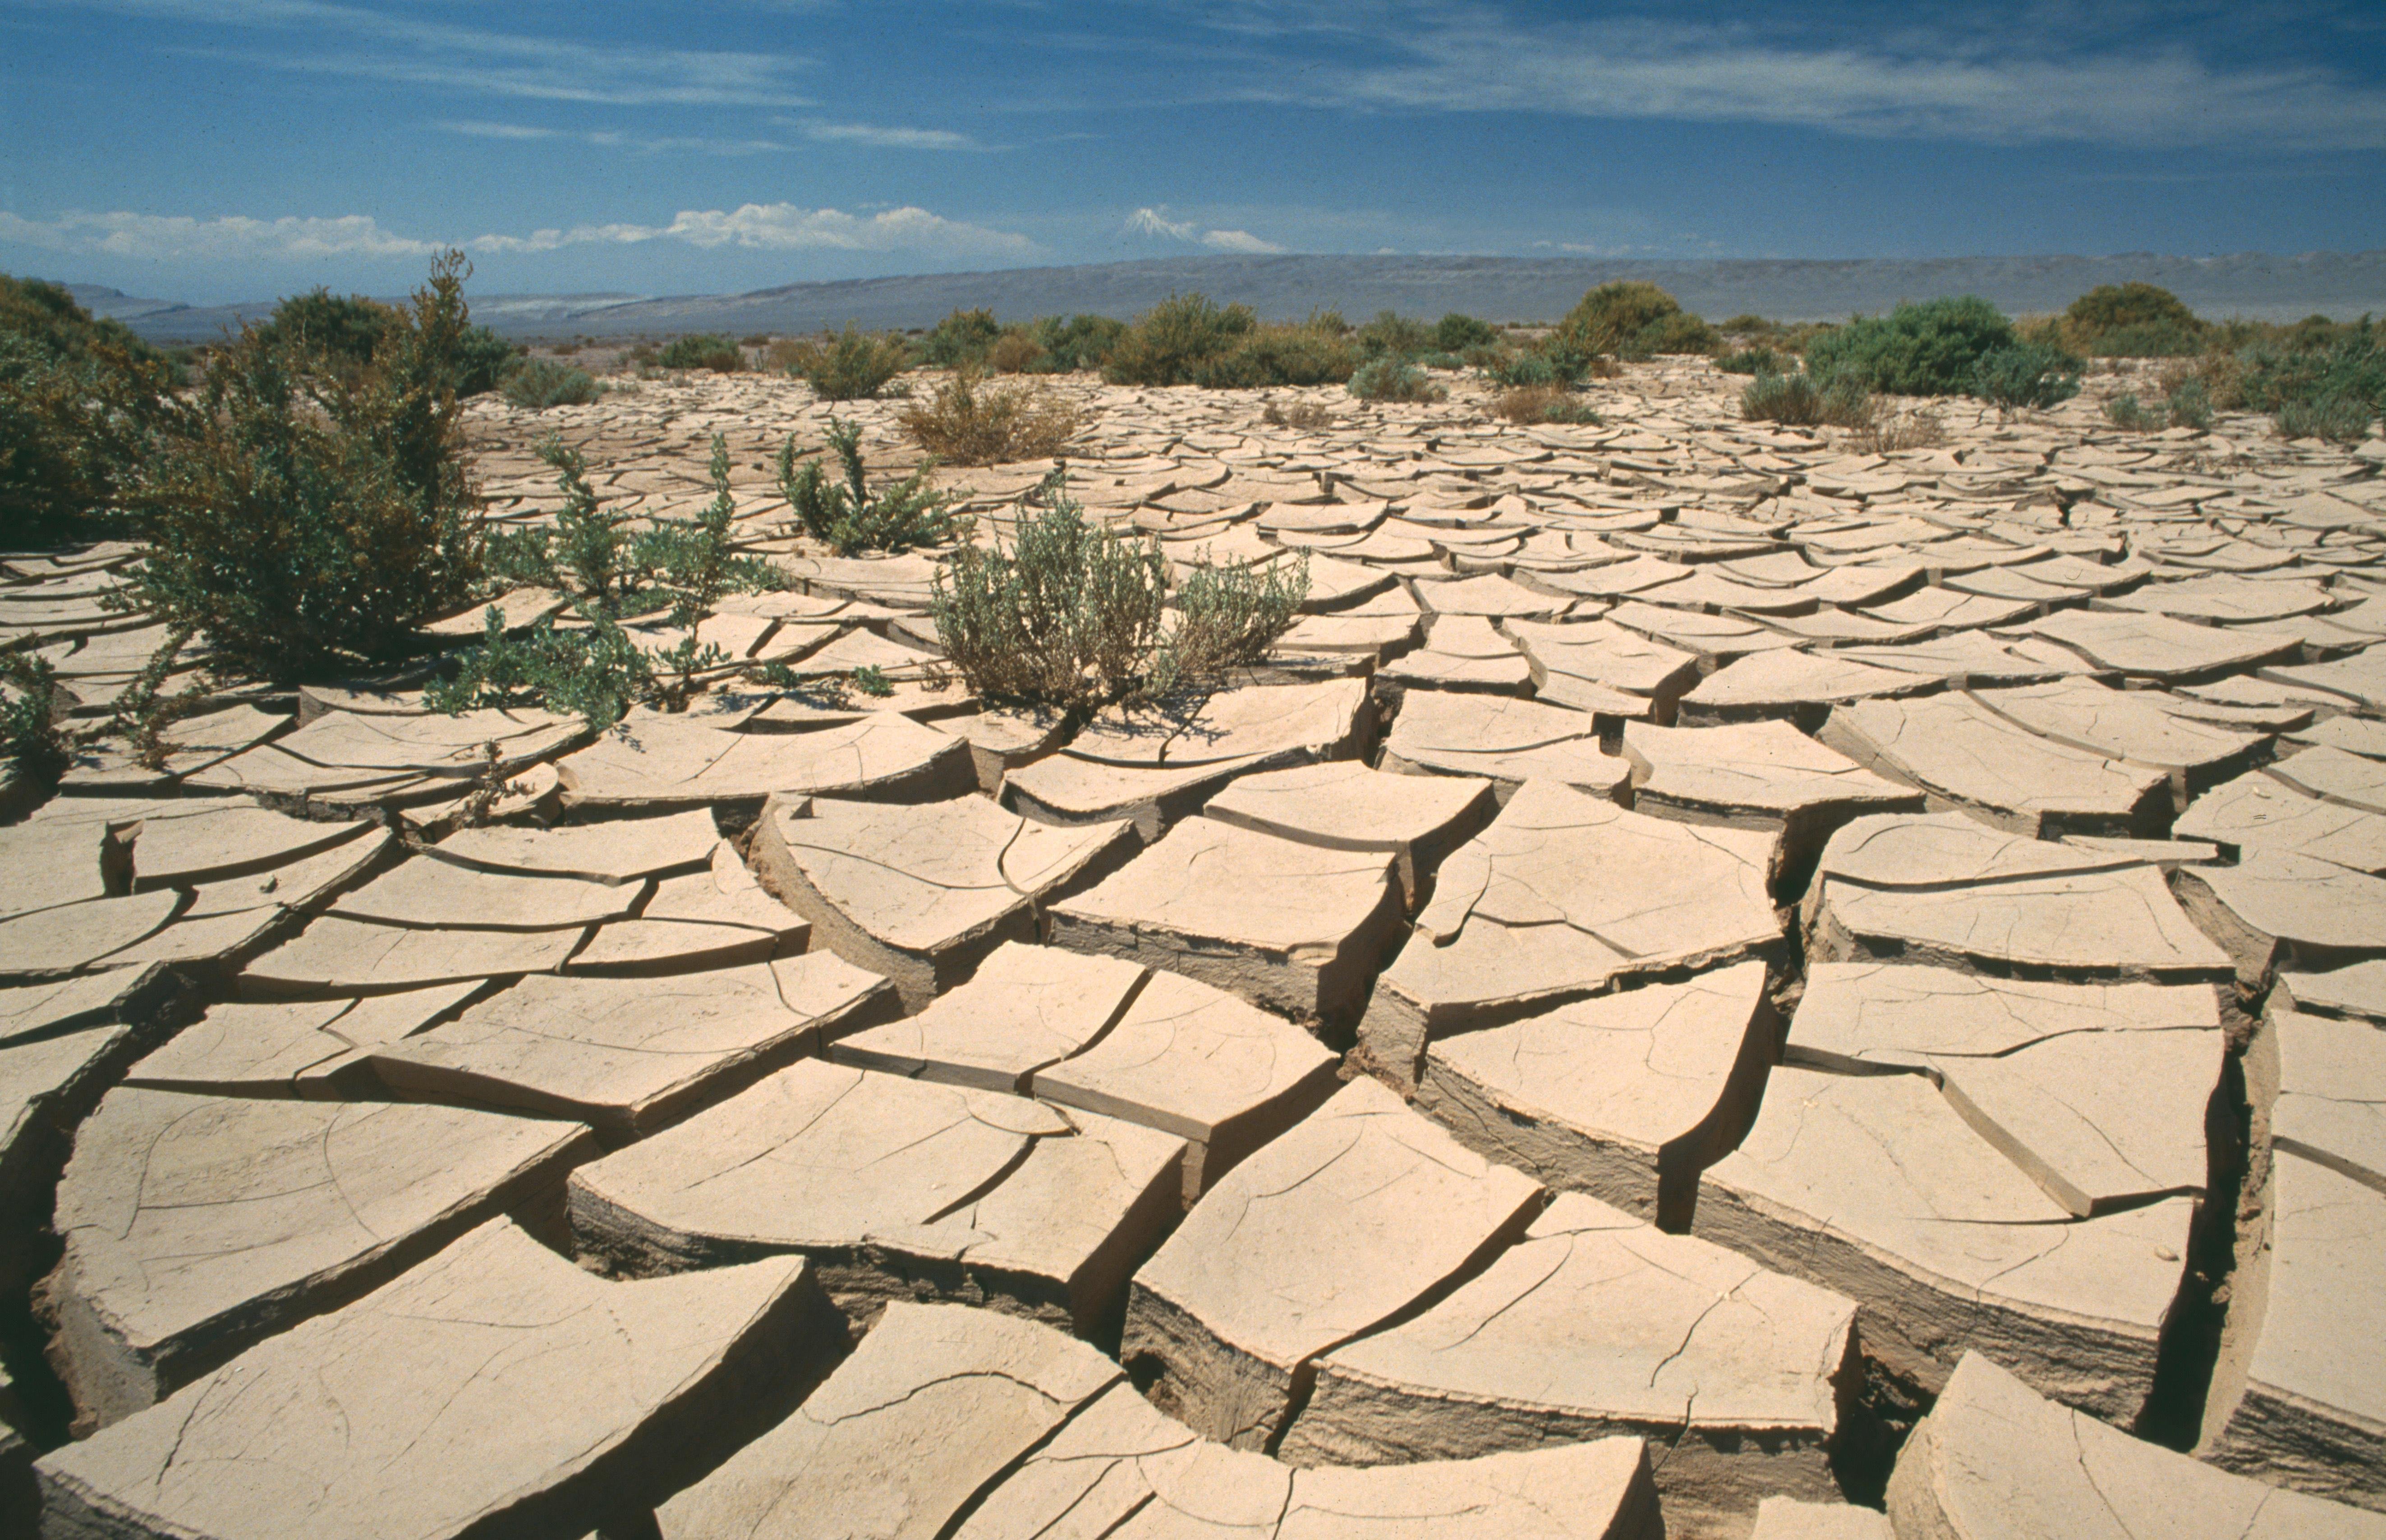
top-left (5, 355), bottom-right (2386, 1538)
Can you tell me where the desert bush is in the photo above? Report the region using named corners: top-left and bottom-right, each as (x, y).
top-left (2107, 377), bottom-right (2213, 432)
top-left (783, 324), bottom-right (912, 400)
top-left (1348, 357), bottom-right (1446, 403)
top-left (1484, 339), bottom-right (1588, 389)
top-left (501, 357), bottom-right (602, 409)
top-left (2087, 320), bottom-right (2206, 358)
top-left (1024, 313), bottom-right (1127, 372)
top-left (780, 417), bottom-right (967, 554)
top-left (1972, 343), bottom-right (2083, 409)
top-left (919, 308), bottom-right (1002, 368)
top-left (1102, 293), bottom-right (1256, 386)
top-left (1853, 409), bottom-right (1949, 454)
top-left (253, 286), bottom-right (515, 394)
top-left (1261, 399), bottom-right (1336, 429)
top-left (253, 288), bottom-right (396, 369)
top-left (657, 333), bottom-right (745, 372)
top-left (1495, 386), bottom-right (1601, 425)
top-left (1, 645), bottom-right (68, 790)
top-left (128, 252), bottom-right (486, 679)
top-left (932, 469), bottom-right (1306, 712)
top-left (1741, 369), bottom-right (1873, 428)
top-left (1804, 296), bottom-right (2016, 396)
top-left (1715, 347), bottom-right (1785, 376)
top-left (1358, 310), bottom-right (1434, 359)
top-left (1203, 323), bottom-right (1361, 388)
top-left (2276, 395), bottom-right (2377, 443)
top-left (2237, 328), bottom-right (2386, 421)
top-left (1434, 313), bottom-right (1499, 351)
top-left (988, 328), bottom-right (1043, 373)
top-left (1, 275), bottom-right (175, 542)
top-left (897, 368), bottom-right (1085, 464)
top-left (1556, 281), bottom-right (1716, 360)
top-left (436, 433), bottom-right (782, 725)
top-left (2104, 394), bottom-right (2163, 432)
top-left (2065, 284), bottom-right (2206, 355)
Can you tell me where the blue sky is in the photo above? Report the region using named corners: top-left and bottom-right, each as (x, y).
top-left (4, 0), bottom-right (2384, 302)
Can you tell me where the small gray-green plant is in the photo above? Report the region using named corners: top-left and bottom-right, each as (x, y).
top-left (1972, 343), bottom-right (2083, 410)
top-left (1742, 369), bottom-right (1873, 428)
top-left (434, 432), bottom-right (774, 726)
top-left (931, 469), bottom-right (1307, 713)
top-left (1347, 357), bottom-right (1446, 403)
top-left (2106, 376), bottom-right (2215, 433)
top-left (779, 418), bottom-right (969, 554)
top-left (2276, 395), bottom-right (2377, 443)
top-left (657, 333), bottom-right (745, 372)
top-left (501, 357), bottom-right (602, 409)
top-left (1716, 347), bottom-right (1786, 376)
top-left (1495, 385), bottom-right (1601, 425)
top-left (1, 644), bottom-right (68, 790)
top-left (783, 324), bottom-right (913, 400)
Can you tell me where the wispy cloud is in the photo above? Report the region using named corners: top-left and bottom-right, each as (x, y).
top-left (799, 120), bottom-right (985, 151)
top-left (0, 204), bottom-right (1039, 262)
top-left (1267, 7), bottom-right (2386, 150)
top-left (1125, 206), bottom-right (1287, 254)
top-left (31, 0), bottom-right (814, 106)
top-left (434, 120), bottom-right (795, 156)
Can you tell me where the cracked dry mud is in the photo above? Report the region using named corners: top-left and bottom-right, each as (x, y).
top-left (8, 356), bottom-right (2386, 1536)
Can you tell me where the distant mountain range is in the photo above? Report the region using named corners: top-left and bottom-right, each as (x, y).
top-left (68, 250), bottom-right (2386, 344)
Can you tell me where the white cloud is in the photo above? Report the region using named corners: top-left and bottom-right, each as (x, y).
top-left (433, 120), bottom-right (794, 156)
top-left (1280, 9), bottom-right (2386, 150)
top-left (800, 120), bottom-right (983, 151)
top-left (1125, 207), bottom-right (1285, 254)
top-left (0, 203), bottom-right (1039, 263)
top-left (32, 0), bottom-right (815, 107)
top-left (0, 209), bottom-right (437, 261)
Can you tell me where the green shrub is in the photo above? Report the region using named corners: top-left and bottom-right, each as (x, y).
top-left (2166, 377), bottom-right (2215, 430)
top-left (1495, 386), bottom-right (1601, 425)
top-left (253, 288), bottom-right (396, 368)
top-left (1629, 309), bottom-right (1719, 359)
top-left (2104, 394), bottom-right (2164, 432)
top-left (0, 276), bottom-right (173, 542)
top-left (1559, 282), bottom-right (1679, 353)
top-left (249, 285), bottom-right (513, 394)
top-left (784, 325), bottom-right (912, 400)
top-left (1485, 340), bottom-right (1588, 389)
top-left (1202, 323), bottom-right (1360, 388)
top-left (1434, 313), bottom-right (1499, 351)
top-left (128, 252), bottom-right (486, 680)
top-left (896, 368), bottom-right (1085, 464)
top-left (1358, 310), bottom-right (1434, 359)
top-left (919, 308), bottom-right (1002, 368)
top-left (657, 333), bottom-right (746, 372)
top-left (932, 469), bottom-right (1306, 712)
top-left (2238, 329), bottom-right (2386, 419)
top-left (988, 328), bottom-right (1043, 373)
top-left (780, 417), bottom-right (967, 554)
top-left (1742, 369), bottom-right (1872, 428)
top-left (1716, 347), bottom-right (1785, 376)
top-left (2087, 320), bottom-right (2206, 358)
top-left (435, 432), bottom-right (782, 726)
top-left (501, 357), bottom-right (602, 409)
top-left (2071, 281), bottom-right (2195, 346)
top-left (1, 645), bottom-right (68, 790)
top-left (450, 324), bottom-right (520, 396)
top-left (1803, 296), bottom-right (2017, 396)
top-left (1347, 357), bottom-right (1446, 403)
top-left (2276, 395), bottom-right (2377, 443)
top-left (1024, 313), bottom-right (1127, 372)
top-left (1102, 293), bottom-right (1257, 386)
top-left (1972, 343), bottom-right (2083, 409)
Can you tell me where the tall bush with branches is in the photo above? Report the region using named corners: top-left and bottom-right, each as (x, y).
top-left (1, 275), bottom-right (175, 542)
top-left (127, 252), bottom-right (486, 679)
